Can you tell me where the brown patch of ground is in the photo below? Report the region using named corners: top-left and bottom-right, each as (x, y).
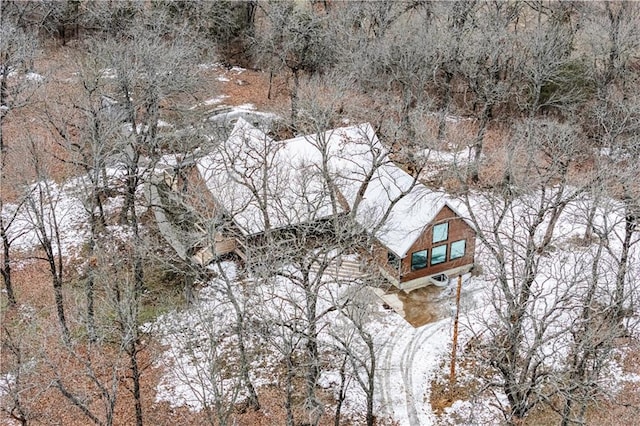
top-left (430, 377), bottom-right (474, 416)
top-left (375, 281), bottom-right (478, 328)
top-left (194, 64), bottom-right (290, 114)
top-left (393, 285), bottom-right (450, 327)
top-left (1, 246), bottom-right (195, 425)
top-left (429, 353), bottom-right (484, 420)
top-left (585, 339), bottom-right (640, 425)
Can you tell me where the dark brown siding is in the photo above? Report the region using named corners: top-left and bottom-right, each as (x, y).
top-left (399, 205), bottom-right (475, 282)
top-left (370, 241), bottom-right (400, 277)
top-left (185, 166), bottom-right (219, 218)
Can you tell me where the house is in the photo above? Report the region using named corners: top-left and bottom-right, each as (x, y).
top-left (374, 201), bottom-right (476, 291)
top-left (153, 118), bottom-right (476, 290)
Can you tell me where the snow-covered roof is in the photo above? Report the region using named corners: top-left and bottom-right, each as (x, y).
top-left (197, 119), bottom-right (341, 235)
top-left (197, 118), bottom-right (467, 257)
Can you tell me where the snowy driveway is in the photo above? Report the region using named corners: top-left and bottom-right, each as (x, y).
top-left (375, 317), bottom-right (451, 425)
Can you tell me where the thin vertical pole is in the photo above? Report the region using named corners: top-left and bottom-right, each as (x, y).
top-left (450, 275), bottom-right (462, 388)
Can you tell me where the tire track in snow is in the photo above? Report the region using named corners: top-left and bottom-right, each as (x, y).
top-left (400, 322), bottom-right (443, 425)
top-left (377, 324), bottom-right (403, 420)
top-left (376, 320), bottom-right (445, 425)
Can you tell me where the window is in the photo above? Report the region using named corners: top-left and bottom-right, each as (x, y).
top-left (388, 251), bottom-right (400, 270)
top-left (450, 240), bottom-right (466, 260)
top-left (431, 245), bottom-right (447, 265)
top-left (411, 250), bottom-right (428, 270)
top-left (432, 222), bottom-right (448, 243)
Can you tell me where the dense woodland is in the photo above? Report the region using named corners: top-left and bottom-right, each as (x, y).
top-left (1, 1), bottom-right (640, 425)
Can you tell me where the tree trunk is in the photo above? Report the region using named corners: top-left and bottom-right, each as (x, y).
top-left (539, 200), bottom-right (569, 253)
top-left (129, 343), bottom-right (143, 426)
top-left (612, 206), bottom-right (635, 323)
top-left (0, 68), bottom-right (15, 306)
top-left (93, 182), bottom-right (107, 230)
top-left (0, 216), bottom-right (16, 306)
top-left (85, 224), bottom-right (97, 342)
top-left (51, 260), bottom-right (70, 343)
top-left (561, 243), bottom-right (604, 426)
top-left (119, 156), bottom-right (139, 225)
top-left (217, 262), bottom-right (259, 410)
top-left (450, 275), bottom-right (462, 387)
top-left (583, 197), bottom-right (598, 242)
top-left (333, 355), bottom-right (348, 426)
top-left (365, 333), bottom-right (375, 426)
top-left (235, 313), bottom-right (260, 410)
top-left (469, 104), bottom-right (492, 184)
top-left (290, 69), bottom-right (300, 130)
top-left (285, 353), bottom-right (295, 426)
top-left (304, 277), bottom-right (321, 424)
top-left (437, 71), bottom-right (454, 141)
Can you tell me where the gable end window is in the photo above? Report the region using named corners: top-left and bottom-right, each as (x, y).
top-left (431, 244), bottom-right (447, 265)
top-left (411, 249), bottom-right (428, 270)
top-left (433, 222), bottom-right (448, 243)
top-left (450, 239), bottom-right (466, 260)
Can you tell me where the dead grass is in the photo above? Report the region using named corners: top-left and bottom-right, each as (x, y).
top-left (195, 64), bottom-right (290, 113)
top-left (429, 352), bottom-right (484, 420)
top-left (430, 378), bottom-right (471, 416)
top-left (583, 339), bottom-right (640, 426)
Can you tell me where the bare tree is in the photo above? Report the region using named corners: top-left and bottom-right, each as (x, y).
top-left (0, 18), bottom-right (40, 307)
top-left (430, 0), bottom-right (477, 141)
top-left (584, 2), bottom-right (640, 92)
top-left (22, 139), bottom-right (70, 343)
top-left (46, 239), bottom-right (150, 426)
top-left (330, 286), bottom-right (381, 426)
top-left (557, 195), bottom-right (639, 426)
top-left (43, 52), bottom-right (125, 342)
top-left (212, 260), bottom-right (260, 411)
top-left (451, 117), bottom-right (597, 423)
top-left (516, 6), bottom-right (588, 118)
top-left (252, 0), bottom-right (337, 127)
top-left (155, 265), bottom-right (246, 426)
top-left (0, 307), bottom-right (42, 426)
top-left (76, 15), bottom-right (205, 424)
top-left (457, 2), bottom-right (521, 182)
top-left (336, 2), bottom-right (435, 138)
top-left (86, 14), bottom-right (201, 226)
top-left (50, 341), bottom-right (121, 426)
top-left (581, 1), bottom-right (640, 242)
top-left (154, 0), bottom-right (256, 56)
top-left (104, 254), bottom-right (145, 426)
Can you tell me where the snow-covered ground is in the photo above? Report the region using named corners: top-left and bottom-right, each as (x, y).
top-left (5, 161), bottom-right (639, 425)
top-left (8, 180), bottom-right (89, 258)
top-left (3, 167), bottom-right (128, 261)
top-left (148, 184), bottom-right (640, 425)
top-left (150, 260), bottom-right (462, 424)
top-left (3, 102), bottom-right (638, 425)
top-left (373, 312), bottom-right (452, 424)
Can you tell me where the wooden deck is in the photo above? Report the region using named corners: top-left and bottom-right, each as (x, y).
top-left (309, 256), bottom-right (368, 282)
